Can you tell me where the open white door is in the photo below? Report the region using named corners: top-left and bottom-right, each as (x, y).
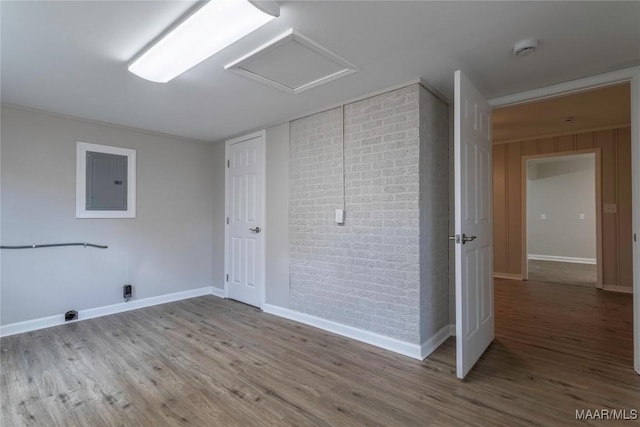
top-left (454, 70), bottom-right (494, 379)
top-left (225, 132), bottom-right (265, 308)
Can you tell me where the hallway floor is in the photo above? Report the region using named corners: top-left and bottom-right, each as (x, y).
top-left (528, 259), bottom-right (597, 287)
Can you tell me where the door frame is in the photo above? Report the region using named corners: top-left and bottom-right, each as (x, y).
top-left (520, 149), bottom-right (603, 288)
top-left (224, 130), bottom-right (267, 309)
top-left (489, 65), bottom-right (640, 375)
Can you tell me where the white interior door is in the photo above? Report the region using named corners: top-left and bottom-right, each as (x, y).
top-left (226, 132), bottom-right (265, 308)
top-left (454, 70), bottom-right (494, 379)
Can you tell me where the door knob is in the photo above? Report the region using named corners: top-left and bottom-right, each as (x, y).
top-left (249, 226), bottom-right (261, 233)
top-left (462, 233), bottom-right (476, 244)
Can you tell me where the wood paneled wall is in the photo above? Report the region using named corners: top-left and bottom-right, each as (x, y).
top-left (493, 127), bottom-right (633, 289)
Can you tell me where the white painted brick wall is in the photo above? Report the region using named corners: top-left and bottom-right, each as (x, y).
top-left (418, 86), bottom-right (450, 342)
top-left (289, 84), bottom-right (449, 345)
top-left (291, 86), bottom-right (428, 343)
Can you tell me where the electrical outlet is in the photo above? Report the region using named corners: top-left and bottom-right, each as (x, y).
top-left (123, 284), bottom-right (133, 300)
top-left (541, 214), bottom-right (546, 220)
top-left (579, 213), bottom-right (585, 220)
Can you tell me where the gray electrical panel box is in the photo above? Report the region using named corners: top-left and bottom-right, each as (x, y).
top-left (86, 151), bottom-right (128, 211)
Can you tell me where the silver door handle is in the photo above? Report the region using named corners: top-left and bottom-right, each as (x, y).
top-left (249, 226), bottom-right (261, 233)
top-left (462, 233), bottom-right (476, 244)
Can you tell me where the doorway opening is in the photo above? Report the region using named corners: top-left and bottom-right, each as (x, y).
top-left (490, 81), bottom-right (635, 372)
top-left (492, 82), bottom-right (632, 293)
top-left (524, 152), bottom-right (600, 288)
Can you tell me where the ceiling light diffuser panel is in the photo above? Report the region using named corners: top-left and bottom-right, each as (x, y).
top-left (129, 0), bottom-right (280, 83)
top-left (225, 29), bottom-right (359, 94)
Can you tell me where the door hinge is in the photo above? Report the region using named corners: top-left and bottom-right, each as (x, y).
top-left (226, 274), bottom-right (229, 282)
top-left (634, 233), bottom-right (637, 243)
top-left (227, 160), bottom-right (230, 168)
top-left (226, 217), bottom-right (229, 224)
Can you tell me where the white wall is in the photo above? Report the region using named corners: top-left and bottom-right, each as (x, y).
top-left (1, 106), bottom-right (217, 325)
top-left (527, 155), bottom-right (596, 260)
top-left (211, 141), bottom-right (226, 291)
top-left (265, 123), bottom-right (290, 308)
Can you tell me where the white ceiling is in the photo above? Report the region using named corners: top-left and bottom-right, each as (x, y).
top-left (2, 1), bottom-right (639, 142)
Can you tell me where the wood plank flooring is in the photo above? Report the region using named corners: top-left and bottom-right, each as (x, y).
top-left (528, 260), bottom-right (597, 288)
top-left (1, 279), bottom-right (637, 426)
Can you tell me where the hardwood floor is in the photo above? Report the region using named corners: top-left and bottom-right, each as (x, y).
top-left (528, 260), bottom-right (597, 288)
top-left (1, 279), bottom-right (637, 426)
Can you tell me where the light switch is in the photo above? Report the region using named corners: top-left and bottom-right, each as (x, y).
top-left (335, 208), bottom-right (345, 224)
top-left (541, 214), bottom-right (546, 220)
top-left (579, 213), bottom-right (585, 220)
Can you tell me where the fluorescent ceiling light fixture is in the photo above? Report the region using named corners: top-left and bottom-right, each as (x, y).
top-left (129, 0), bottom-right (280, 83)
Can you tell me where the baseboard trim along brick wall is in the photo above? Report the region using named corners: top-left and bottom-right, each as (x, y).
top-left (263, 303), bottom-right (453, 360)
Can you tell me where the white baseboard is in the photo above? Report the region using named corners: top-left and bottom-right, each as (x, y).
top-left (262, 304), bottom-right (453, 361)
top-left (2, 287), bottom-right (455, 363)
top-left (262, 304), bottom-right (422, 359)
top-left (0, 286), bottom-right (216, 338)
top-left (210, 286), bottom-right (225, 298)
top-left (494, 272), bottom-right (523, 280)
top-left (528, 254), bottom-right (596, 265)
top-left (420, 324), bottom-right (453, 359)
top-left (603, 284), bottom-right (634, 294)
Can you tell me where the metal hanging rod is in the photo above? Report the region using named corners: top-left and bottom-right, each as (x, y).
top-left (0, 243), bottom-right (108, 249)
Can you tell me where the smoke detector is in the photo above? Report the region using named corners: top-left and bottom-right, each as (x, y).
top-left (513, 39), bottom-right (539, 57)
